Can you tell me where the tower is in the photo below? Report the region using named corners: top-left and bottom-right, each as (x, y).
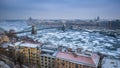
top-left (96, 16), bottom-right (100, 21)
top-left (31, 25), bottom-right (37, 34)
top-left (62, 23), bottom-right (66, 32)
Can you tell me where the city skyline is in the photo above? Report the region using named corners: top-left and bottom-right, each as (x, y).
top-left (0, 0), bottom-right (120, 20)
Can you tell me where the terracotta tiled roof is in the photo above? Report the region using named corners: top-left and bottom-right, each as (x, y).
top-left (56, 52), bottom-right (99, 67)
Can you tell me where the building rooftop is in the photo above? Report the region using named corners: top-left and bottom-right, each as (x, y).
top-left (20, 42), bottom-right (40, 48)
top-left (56, 51), bottom-right (100, 67)
top-left (0, 42), bottom-right (10, 48)
top-left (41, 44), bottom-right (58, 50)
top-left (102, 57), bottom-right (120, 68)
top-left (40, 45), bottom-right (58, 57)
top-left (9, 41), bottom-right (41, 48)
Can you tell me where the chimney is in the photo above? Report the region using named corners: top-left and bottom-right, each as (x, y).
top-left (72, 51), bottom-right (78, 57)
top-left (76, 48), bottom-right (83, 54)
top-left (67, 48), bottom-right (72, 52)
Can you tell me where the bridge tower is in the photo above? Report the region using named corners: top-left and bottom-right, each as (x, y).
top-left (32, 25), bottom-right (37, 35)
top-left (62, 23), bottom-right (66, 32)
top-left (28, 17), bottom-right (37, 34)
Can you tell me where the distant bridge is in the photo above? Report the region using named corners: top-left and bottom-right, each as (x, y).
top-left (14, 26), bottom-right (62, 34)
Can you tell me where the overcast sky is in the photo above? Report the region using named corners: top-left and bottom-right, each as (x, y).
top-left (0, 0), bottom-right (120, 20)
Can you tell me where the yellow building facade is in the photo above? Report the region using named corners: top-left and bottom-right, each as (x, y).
top-left (18, 46), bottom-right (41, 65)
top-left (0, 35), bottom-right (10, 43)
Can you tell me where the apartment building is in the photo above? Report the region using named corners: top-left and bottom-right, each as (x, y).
top-left (0, 42), bottom-right (12, 57)
top-left (55, 46), bottom-right (100, 68)
top-left (9, 41), bottom-right (41, 66)
top-left (39, 44), bottom-right (58, 68)
top-left (39, 45), bottom-right (100, 68)
top-left (0, 35), bottom-right (10, 43)
top-left (19, 47), bottom-right (40, 65)
top-left (4, 41), bottom-right (100, 68)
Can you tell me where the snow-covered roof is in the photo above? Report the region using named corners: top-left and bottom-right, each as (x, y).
top-left (10, 42), bottom-right (39, 48)
top-left (102, 57), bottom-right (120, 68)
top-left (19, 42), bottom-right (39, 48)
top-left (0, 43), bottom-right (10, 48)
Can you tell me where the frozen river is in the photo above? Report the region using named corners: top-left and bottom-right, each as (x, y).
top-left (0, 20), bottom-right (120, 58)
top-left (27, 29), bottom-right (120, 58)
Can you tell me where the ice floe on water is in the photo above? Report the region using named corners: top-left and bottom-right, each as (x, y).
top-left (26, 29), bottom-right (120, 58)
